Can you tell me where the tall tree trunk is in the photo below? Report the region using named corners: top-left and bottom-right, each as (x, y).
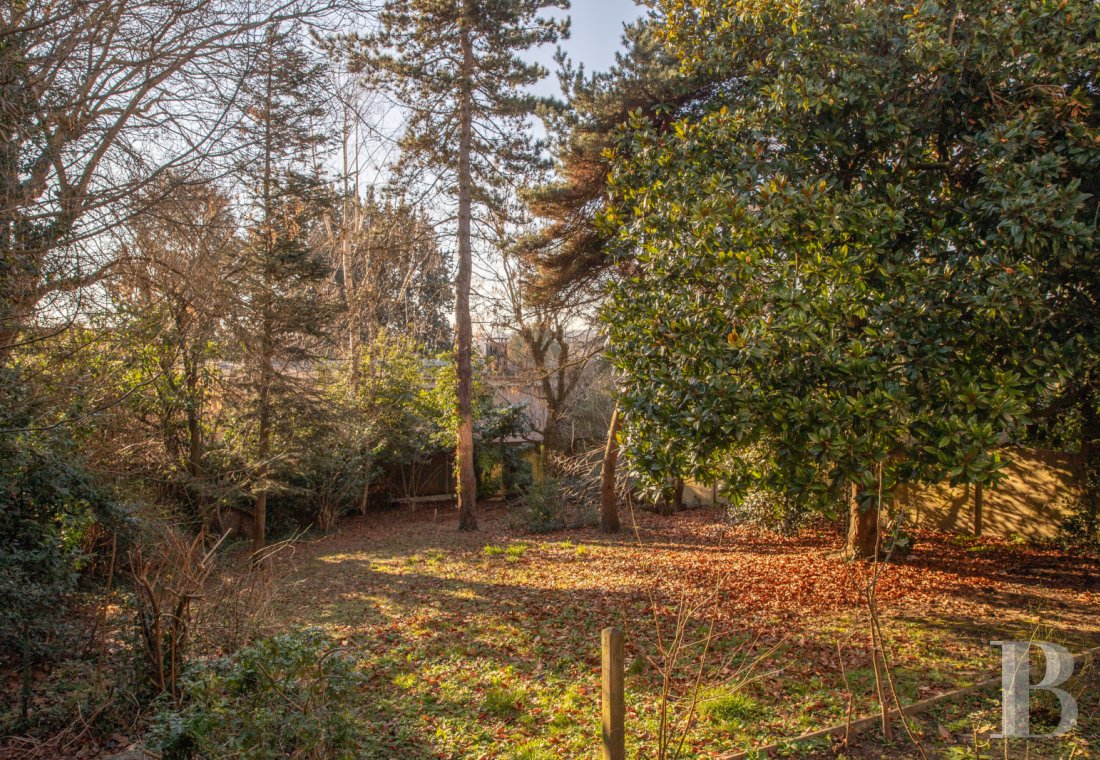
top-left (542, 412), bottom-right (563, 452)
top-left (454, 13), bottom-right (478, 531)
top-left (183, 345), bottom-right (203, 475)
top-left (1081, 387), bottom-right (1100, 541)
top-left (342, 226), bottom-right (360, 391)
top-left (184, 347), bottom-right (206, 522)
top-left (252, 32), bottom-right (276, 556)
top-left (253, 371), bottom-right (271, 556)
top-left (252, 491), bottom-right (267, 555)
top-left (847, 482), bottom-right (878, 559)
top-left (600, 404), bottom-right (621, 533)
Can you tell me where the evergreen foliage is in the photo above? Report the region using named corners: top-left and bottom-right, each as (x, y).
top-left (340, 0), bottom-right (567, 530)
top-left (603, 0), bottom-right (1099, 553)
top-left (227, 23), bottom-right (338, 550)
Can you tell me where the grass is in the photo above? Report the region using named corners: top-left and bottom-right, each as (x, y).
top-left (698, 688), bottom-right (762, 724)
top-left (248, 506), bottom-right (1100, 758)
top-left (482, 684), bottom-right (526, 718)
top-left (483, 542), bottom-right (528, 560)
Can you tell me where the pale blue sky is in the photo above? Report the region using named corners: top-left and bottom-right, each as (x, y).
top-left (531, 0), bottom-right (648, 96)
top-left (346, 2), bottom-right (648, 186)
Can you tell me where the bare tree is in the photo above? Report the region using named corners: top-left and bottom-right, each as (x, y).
top-left (0, 0), bottom-right (350, 365)
top-left (109, 177), bottom-right (236, 522)
top-left (487, 214), bottom-right (603, 453)
top-left (319, 192), bottom-right (453, 378)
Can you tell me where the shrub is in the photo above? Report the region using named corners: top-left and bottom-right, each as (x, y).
top-left (0, 380), bottom-right (130, 724)
top-left (512, 474), bottom-right (601, 533)
top-left (476, 403), bottom-right (535, 499)
top-left (1059, 490), bottom-right (1100, 546)
top-left (512, 477), bottom-right (567, 533)
top-left (150, 628), bottom-right (368, 759)
top-left (725, 487), bottom-right (812, 534)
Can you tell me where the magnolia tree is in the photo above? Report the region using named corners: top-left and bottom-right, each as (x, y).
top-left (603, 0), bottom-right (1098, 556)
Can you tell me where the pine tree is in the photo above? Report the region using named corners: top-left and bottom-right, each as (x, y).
top-left (520, 16), bottom-right (713, 303)
top-left (519, 16), bottom-right (715, 532)
top-left (343, 0), bottom-right (567, 530)
top-left (229, 23), bottom-right (335, 554)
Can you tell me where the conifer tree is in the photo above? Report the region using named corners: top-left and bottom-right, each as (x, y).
top-left (343, 0), bottom-right (567, 530)
top-left (520, 16), bottom-right (715, 532)
top-left (229, 23), bottom-right (335, 554)
top-left (521, 17), bottom-right (711, 304)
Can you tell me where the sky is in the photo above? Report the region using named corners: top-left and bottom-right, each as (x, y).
top-left (349, 0), bottom-right (647, 182)
top-left (531, 0), bottom-right (648, 95)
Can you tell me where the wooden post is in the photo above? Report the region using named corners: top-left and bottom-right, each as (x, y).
top-left (602, 627), bottom-right (625, 760)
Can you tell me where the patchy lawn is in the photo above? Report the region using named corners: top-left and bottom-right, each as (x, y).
top-left (264, 504), bottom-right (1100, 759)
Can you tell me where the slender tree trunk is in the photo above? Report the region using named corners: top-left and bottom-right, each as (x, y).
top-left (454, 12), bottom-right (478, 531)
top-left (184, 347), bottom-right (206, 522)
top-left (600, 404), bottom-right (621, 533)
top-left (847, 482), bottom-right (878, 559)
top-left (183, 346), bottom-right (203, 476)
top-left (253, 370), bottom-right (271, 556)
top-left (1081, 387), bottom-right (1100, 541)
top-left (253, 38), bottom-right (275, 555)
top-left (342, 226), bottom-right (360, 390)
top-left (252, 491), bottom-right (267, 554)
top-left (186, 395), bottom-right (203, 483)
top-left (338, 109), bottom-right (362, 390)
top-left (972, 481), bottom-right (984, 537)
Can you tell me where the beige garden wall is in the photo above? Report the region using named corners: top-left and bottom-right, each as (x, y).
top-left (688, 448), bottom-right (1080, 540)
top-left (898, 448), bottom-right (1080, 540)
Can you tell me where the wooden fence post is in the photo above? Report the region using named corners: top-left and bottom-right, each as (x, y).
top-left (602, 626), bottom-right (625, 760)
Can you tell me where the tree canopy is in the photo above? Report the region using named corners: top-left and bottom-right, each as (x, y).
top-left (341, 0), bottom-right (567, 530)
top-left (603, 0), bottom-right (1100, 554)
top-left (521, 15), bottom-right (715, 304)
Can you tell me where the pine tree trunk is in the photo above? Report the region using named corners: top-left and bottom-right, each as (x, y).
top-left (847, 482), bottom-right (878, 559)
top-left (600, 404), bottom-right (621, 533)
top-left (454, 13), bottom-right (478, 531)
